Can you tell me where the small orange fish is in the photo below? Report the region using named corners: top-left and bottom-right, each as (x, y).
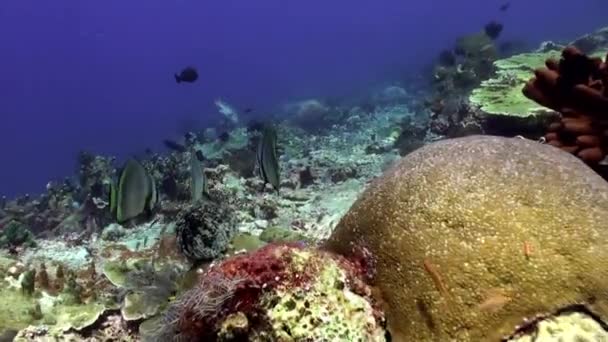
top-left (523, 241), bottom-right (532, 259)
top-left (423, 258), bottom-right (450, 300)
top-left (478, 288), bottom-right (512, 312)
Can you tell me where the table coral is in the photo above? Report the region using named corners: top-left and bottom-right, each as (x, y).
top-left (470, 51), bottom-right (561, 118)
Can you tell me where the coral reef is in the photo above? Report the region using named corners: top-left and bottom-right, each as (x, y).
top-left (427, 29), bottom-right (499, 136)
top-left (76, 152), bottom-right (115, 201)
top-left (148, 243), bottom-right (386, 341)
top-left (7, 21), bottom-right (608, 340)
top-left (325, 135), bottom-right (608, 341)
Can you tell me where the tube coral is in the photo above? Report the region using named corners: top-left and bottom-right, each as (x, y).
top-left (522, 46), bottom-right (608, 173)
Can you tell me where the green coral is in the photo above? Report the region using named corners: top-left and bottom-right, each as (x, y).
top-left (0, 278), bottom-right (105, 337)
top-left (507, 311), bottom-right (608, 341)
top-left (0, 221), bottom-right (36, 248)
top-left (259, 226), bottom-right (309, 244)
top-left (121, 292), bottom-right (165, 321)
top-left (469, 50), bottom-right (561, 117)
top-left (102, 259), bottom-right (132, 287)
top-left (262, 249), bottom-right (386, 342)
top-left (44, 301), bottom-right (106, 335)
top-left (103, 258), bottom-right (182, 321)
top-left (469, 50), bottom-right (607, 117)
top-left (0, 285), bottom-right (40, 332)
top-left (228, 233), bottom-right (266, 253)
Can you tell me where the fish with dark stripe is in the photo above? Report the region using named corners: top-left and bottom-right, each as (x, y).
top-left (256, 126), bottom-right (280, 192)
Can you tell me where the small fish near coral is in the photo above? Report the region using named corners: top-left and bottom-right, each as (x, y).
top-left (174, 66), bottom-right (198, 83)
top-left (484, 21), bottom-right (503, 40)
top-left (190, 151), bottom-right (209, 202)
top-left (163, 139), bottom-right (187, 153)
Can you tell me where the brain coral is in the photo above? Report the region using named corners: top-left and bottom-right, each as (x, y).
top-left (325, 135), bottom-right (608, 341)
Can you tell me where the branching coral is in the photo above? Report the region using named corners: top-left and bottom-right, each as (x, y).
top-left (523, 46), bottom-right (608, 171)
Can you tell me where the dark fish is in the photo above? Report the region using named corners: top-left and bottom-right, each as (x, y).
top-left (499, 2), bottom-right (510, 11)
top-left (256, 126), bottom-right (280, 192)
top-left (438, 49), bottom-right (456, 67)
top-left (163, 139), bottom-right (187, 153)
top-left (498, 40), bottom-right (529, 57)
top-left (195, 150), bottom-right (205, 162)
top-left (243, 108), bottom-right (254, 114)
top-left (218, 132), bottom-right (230, 143)
top-left (175, 67), bottom-right (198, 83)
top-left (246, 120), bottom-right (265, 133)
top-left (484, 21), bottom-right (503, 40)
top-left (190, 152), bottom-right (208, 202)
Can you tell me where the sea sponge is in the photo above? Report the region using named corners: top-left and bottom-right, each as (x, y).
top-left (522, 46), bottom-right (608, 170)
top-left (325, 135), bottom-right (608, 341)
top-left (175, 200), bottom-right (236, 262)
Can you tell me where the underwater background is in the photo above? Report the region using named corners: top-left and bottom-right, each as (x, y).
top-left (2, 1), bottom-right (608, 341)
top-left (1, 0), bottom-right (607, 197)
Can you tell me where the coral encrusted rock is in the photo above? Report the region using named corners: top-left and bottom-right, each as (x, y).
top-left (325, 135), bottom-right (608, 341)
top-left (148, 243), bottom-right (386, 341)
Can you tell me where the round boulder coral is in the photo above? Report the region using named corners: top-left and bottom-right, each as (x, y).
top-left (175, 201), bottom-right (236, 262)
top-left (325, 135), bottom-right (608, 341)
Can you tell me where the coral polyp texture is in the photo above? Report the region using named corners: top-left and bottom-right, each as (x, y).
top-left (325, 135), bottom-right (608, 341)
top-left (147, 243), bottom-right (387, 341)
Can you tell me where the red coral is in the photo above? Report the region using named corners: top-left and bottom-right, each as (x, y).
top-left (169, 243), bottom-right (385, 341)
top-left (522, 46), bottom-right (608, 175)
top-left (174, 243), bottom-right (314, 340)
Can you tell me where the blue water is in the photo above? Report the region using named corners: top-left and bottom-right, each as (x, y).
top-left (1, 0), bottom-right (606, 197)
